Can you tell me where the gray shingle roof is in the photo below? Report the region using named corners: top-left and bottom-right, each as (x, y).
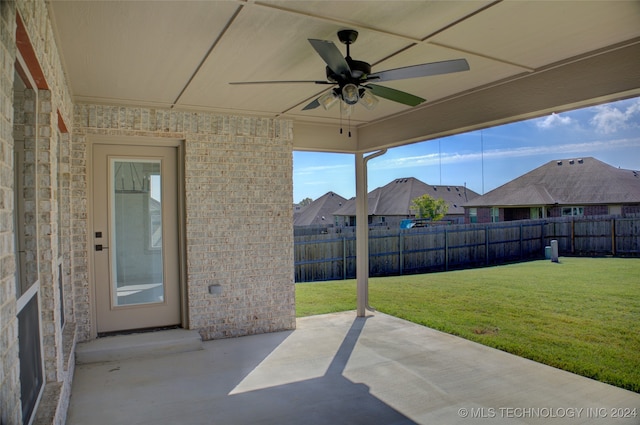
top-left (294, 191), bottom-right (347, 226)
top-left (333, 177), bottom-right (480, 216)
top-left (463, 157), bottom-right (640, 207)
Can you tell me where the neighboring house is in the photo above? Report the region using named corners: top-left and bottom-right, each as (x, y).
top-left (294, 191), bottom-right (347, 227)
top-left (333, 177), bottom-right (480, 228)
top-left (462, 157), bottom-right (640, 223)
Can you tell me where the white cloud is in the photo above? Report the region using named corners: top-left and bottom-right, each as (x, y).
top-left (535, 113), bottom-right (573, 129)
top-left (590, 99), bottom-right (640, 134)
top-left (293, 163), bottom-right (351, 176)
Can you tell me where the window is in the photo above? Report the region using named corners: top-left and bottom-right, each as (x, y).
top-left (14, 59), bottom-right (44, 425)
top-left (530, 207), bottom-right (543, 219)
top-left (491, 207), bottom-right (500, 222)
top-left (148, 173), bottom-right (162, 249)
top-left (469, 208), bottom-right (478, 223)
top-left (562, 206), bottom-right (584, 216)
top-left (609, 205), bottom-right (622, 216)
top-left (18, 295), bottom-right (43, 424)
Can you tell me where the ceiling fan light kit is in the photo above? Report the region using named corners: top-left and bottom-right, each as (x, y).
top-left (318, 90), bottom-right (340, 110)
top-left (359, 89), bottom-right (379, 110)
top-left (342, 83), bottom-right (360, 105)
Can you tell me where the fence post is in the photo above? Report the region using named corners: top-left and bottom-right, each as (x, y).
top-left (444, 228), bottom-right (449, 271)
top-left (611, 218), bottom-right (616, 256)
top-left (485, 225), bottom-right (489, 265)
top-left (399, 232), bottom-right (404, 275)
top-left (571, 218), bottom-right (575, 254)
top-left (520, 222), bottom-right (524, 259)
top-left (342, 236), bottom-right (347, 280)
top-left (541, 221), bottom-right (545, 256)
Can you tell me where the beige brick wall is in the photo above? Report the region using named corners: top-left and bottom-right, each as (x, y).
top-left (73, 105), bottom-right (296, 340)
top-left (2, 0), bottom-right (77, 423)
top-left (1, 1), bottom-right (22, 423)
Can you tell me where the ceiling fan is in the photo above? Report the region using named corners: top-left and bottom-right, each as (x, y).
top-left (230, 29), bottom-right (470, 112)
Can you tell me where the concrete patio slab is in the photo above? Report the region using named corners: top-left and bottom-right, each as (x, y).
top-left (66, 311), bottom-right (639, 425)
top-left (75, 329), bottom-right (203, 364)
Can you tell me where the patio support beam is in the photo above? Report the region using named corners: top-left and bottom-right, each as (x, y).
top-left (355, 149), bottom-right (387, 317)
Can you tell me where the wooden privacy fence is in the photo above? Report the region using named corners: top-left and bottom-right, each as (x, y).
top-left (294, 216), bottom-right (640, 282)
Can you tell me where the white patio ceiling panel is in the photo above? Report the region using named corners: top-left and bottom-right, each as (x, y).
top-left (48, 0), bottom-right (640, 152)
top-left (177, 6), bottom-right (413, 116)
top-left (434, 1), bottom-right (640, 69)
top-left (50, 1), bottom-right (240, 107)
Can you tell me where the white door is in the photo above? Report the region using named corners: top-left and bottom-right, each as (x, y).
top-left (93, 144), bottom-right (180, 333)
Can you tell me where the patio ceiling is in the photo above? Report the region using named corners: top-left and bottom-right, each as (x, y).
top-left (48, 0), bottom-right (640, 153)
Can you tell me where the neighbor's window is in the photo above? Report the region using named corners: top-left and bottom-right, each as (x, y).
top-left (490, 207), bottom-right (500, 222)
top-left (530, 207), bottom-right (543, 219)
top-left (469, 208), bottom-right (478, 223)
top-left (561, 206), bottom-right (584, 216)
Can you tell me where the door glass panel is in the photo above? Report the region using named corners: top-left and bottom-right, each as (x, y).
top-left (111, 159), bottom-right (164, 306)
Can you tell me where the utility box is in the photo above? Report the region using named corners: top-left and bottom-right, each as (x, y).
top-left (550, 240), bottom-right (559, 263)
top-left (545, 246), bottom-right (551, 260)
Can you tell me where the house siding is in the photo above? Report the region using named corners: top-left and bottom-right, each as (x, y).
top-left (469, 204), bottom-right (639, 223)
top-left (623, 205), bottom-right (640, 215)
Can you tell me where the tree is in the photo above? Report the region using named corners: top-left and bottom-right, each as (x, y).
top-left (299, 197), bottom-right (313, 207)
top-left (410, 194), bottom-right (448, 221)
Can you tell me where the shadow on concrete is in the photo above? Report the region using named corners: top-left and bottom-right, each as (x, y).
top-left (207, 317), bottom-right (418, 425)
top-left (68, 317), bottom-right (417, 425)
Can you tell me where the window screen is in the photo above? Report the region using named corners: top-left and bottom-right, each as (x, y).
top-left (18, 294), bottom-right (44, 424)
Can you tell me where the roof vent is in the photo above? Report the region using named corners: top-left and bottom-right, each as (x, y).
top-left (447, 187), bottom-right (451, 191)
top-left (557, 161), bottom-right (563, 166)
top-left (569, 159), bottom-right (575, 165)
top-left (433, 187), bottom-right (437, 191)
top-left (578, 158), bottom-right (583, 164)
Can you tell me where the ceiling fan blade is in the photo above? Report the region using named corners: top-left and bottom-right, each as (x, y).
top-left (229, 80), bottom-right (333, 85)
top-left (365, 84), bottom-right (426, 107)
top-left (368, 59), bottom-right (469, 82)
top-left (302, 98), bottom-right (321, 110)
top-left (308, 39), bottom-right (351, 77)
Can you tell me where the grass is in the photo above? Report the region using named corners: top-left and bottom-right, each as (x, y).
top-left (296, 257), bottom-right (640, 393)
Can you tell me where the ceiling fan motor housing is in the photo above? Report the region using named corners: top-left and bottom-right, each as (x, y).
top-left (325, 59), bottom-right (371, 83)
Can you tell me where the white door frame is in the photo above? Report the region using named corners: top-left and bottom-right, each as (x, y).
top-left (87, 135), bottom-right (187, 337)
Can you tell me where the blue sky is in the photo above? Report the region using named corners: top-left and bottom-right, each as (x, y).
top-left (293, 96), bottom-right (640, 203)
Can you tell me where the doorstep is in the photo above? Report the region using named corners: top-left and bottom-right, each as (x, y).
top-left (75, 328), bottom-right (203, 364)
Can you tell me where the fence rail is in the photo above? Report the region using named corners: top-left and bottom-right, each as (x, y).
top-left (294, 216), bottom-right (640, 282)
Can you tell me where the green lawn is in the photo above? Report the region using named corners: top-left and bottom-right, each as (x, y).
top-left (296, 257), bottom-right (640, 393)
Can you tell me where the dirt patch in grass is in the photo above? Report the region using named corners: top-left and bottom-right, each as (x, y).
top-left (472, 326), bottom-right (500, 335)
